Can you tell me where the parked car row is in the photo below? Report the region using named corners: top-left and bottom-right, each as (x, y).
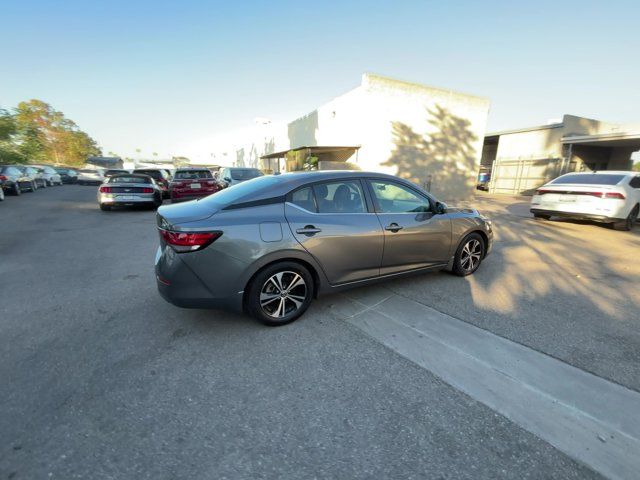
top-left (0, 164), bottom-right (68, 199)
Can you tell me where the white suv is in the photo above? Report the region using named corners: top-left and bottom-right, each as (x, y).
top-left (530, 171), bottom-right (640, 231)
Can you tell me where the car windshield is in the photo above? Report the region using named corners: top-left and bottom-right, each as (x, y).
top-left (551, 174), bottom-right (626, 185)
top-left (79, 169), bottom-right (98, 173)
top-left (230, 168), bottom-right (263, 180)
top-left (200, 175), bottom-right (281, 207)
top-left (109, 176), bottom-right (151, 184)
top-left (174, 170), bottom-right (212, 179)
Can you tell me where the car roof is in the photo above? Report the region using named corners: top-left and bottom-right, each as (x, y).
top-left (560, 170), bottom-right (636, 176)
top-left (207, 170), bottom-right (429, 205)
top-left (175, 167), bottom-right (211, 171)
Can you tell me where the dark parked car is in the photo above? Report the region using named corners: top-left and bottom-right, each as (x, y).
top-left (169, 168), bottom-right (221, 203)
top-left (133, 169), bottom-right (171, 198)
top-left (156, 171), bottom-right (493, 326)
top-left (16, 166), bottom-right (43, 189)
top-left (97, 173), bottom-right (163, 211)
top-left (54, 167), bottom-right (79, 184)
top-left (0, 165), bottom-right (37, 194)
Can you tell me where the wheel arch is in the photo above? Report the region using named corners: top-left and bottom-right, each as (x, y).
top-left (241, 251), bottom-right (327, 310)
top-left (454, 229), bottom-right (489, 258)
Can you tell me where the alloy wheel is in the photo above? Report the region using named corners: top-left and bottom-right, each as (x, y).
top-left (460, 239), bottom-right (482, 272)
top-left (260, 271), bottom-right (307, 319)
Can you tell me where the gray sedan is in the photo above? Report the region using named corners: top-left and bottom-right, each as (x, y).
top-left (98, 174), bottom-right (163, 211)
top-left (155, 171), bottom-right (493, 326)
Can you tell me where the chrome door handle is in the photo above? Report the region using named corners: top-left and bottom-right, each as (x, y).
top-left (296, 225), bottom-right (322, 235)
top-left (385, 223), bottom-right (403, 232)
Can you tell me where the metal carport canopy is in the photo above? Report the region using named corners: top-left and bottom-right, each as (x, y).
top-left (561, 131), bottom-right (640, 148)
top-left (260, 145), bottom-right (360, 159)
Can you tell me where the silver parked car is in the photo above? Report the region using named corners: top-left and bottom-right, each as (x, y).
top-left (218, 167), bottom-right (264, 188)
top-left (98, 173), bottom-right (163, 211)
top-left (31, 165), bottom-right (63, 186)
top-left (155, 171), bottom-right (493, 326)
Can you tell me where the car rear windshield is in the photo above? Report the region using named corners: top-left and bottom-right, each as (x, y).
top-left (230, 168), bottom-right (263, 180)
top-left (551, 174), bottom-right (625, 185)
top-left (200, 176), bottom-right (281, 208)
top-left (174, 170), bottom-right (212, 179)
top-left (134, 170), bottom-right (163, 179)
top-left (108, 176), bottom-right (151, 184)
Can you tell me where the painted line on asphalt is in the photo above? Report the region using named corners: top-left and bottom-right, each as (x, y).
top-left (332, 292), bottom-right (640, 480)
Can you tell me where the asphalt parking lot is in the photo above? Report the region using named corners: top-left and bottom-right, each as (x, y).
top-left (1, 186), bottom-right (638, 479)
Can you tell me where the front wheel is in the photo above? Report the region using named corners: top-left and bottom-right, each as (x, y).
top-left (100, 204), bottom-right (111, 211)
top-left (452, 233), bottom-right (485, 277)
top-left (246, 262), bottom-right (314, 326)
top-left (13, 183), bottom-right (21, 195)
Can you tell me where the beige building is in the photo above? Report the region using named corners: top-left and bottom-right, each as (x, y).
top-left (262, 73), bottom-right (490, 201)
top-left (482, 115), bottom-right (640, 194)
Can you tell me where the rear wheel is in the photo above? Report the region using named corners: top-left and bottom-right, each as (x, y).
top-left (533, 213), bottom-right (551, 220)
top-left (452, 233), bottom-right (485, 277)
top-left (613, 205), bottom-right (639, 231)
top-left (246, 262), bottom-right (314, 326)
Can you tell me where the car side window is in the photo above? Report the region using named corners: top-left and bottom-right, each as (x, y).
top-left (313, 181), bottom-right (366, 213)
top-left (630, 176), bottom-right (640, 189)
top-left (370, 181), bottom-right (431, 213)
top-left (290, 187), bottom-right (316, 212)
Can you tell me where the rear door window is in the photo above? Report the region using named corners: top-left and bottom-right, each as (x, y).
top-left (313, 181), bottom-right (366, 213)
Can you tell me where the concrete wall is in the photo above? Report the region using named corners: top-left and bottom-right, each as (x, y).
top-left (495, 125), bottom-right (564, 161)
top-left (288, 73), bottom-right (490, 201)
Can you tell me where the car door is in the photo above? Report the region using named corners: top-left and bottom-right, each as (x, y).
top-left (367, 178), bottom-right (452, 275)
top-left (285, 179), bottom-right (384, 285)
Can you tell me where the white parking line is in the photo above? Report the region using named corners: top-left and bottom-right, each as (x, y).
top-left (332, 292), bottom-right (640, 480)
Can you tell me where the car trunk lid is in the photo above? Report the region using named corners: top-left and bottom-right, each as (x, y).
top-left (157, 200), bottom-right (218, 229)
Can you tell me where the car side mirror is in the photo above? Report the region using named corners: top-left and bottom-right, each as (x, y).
top-left (435, 201), bottom-right (447, 215)
top-left (223, 177), bottom-right (231, 182)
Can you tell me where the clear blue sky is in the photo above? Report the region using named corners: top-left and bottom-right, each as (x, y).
top-left (1, 0), bottom-right (639, 159)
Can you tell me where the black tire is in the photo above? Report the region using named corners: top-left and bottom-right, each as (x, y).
top-left (613, 205), bottom-right (639, 231)
top-left (246, 261), bottom-right (314, 326)
top-left (13, 183), bottom-right (21, 196)
top-left (533, 213), bottom-right (551, 220)
top-left (452, 232), bottom-right (486, 277)
top-left (100, 204), bottom-right (111, 211)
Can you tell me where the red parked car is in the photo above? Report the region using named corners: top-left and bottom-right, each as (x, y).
top-left (169, 168), bottom-right (221, 203)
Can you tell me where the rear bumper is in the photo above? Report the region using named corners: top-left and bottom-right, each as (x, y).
top-left (170, 191), bottom-right (213, 202)
top-left (155, 246), bottom-right (244, 312)
top-left (530, 208), bottom-right (624, 223)
top-left (99, 194), bottom-right (158, 205)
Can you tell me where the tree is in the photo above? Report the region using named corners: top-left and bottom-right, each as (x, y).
top-left (11, 99), bottom-right (101, 166)
top-left (0, 109), bottom-right (25, 163)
